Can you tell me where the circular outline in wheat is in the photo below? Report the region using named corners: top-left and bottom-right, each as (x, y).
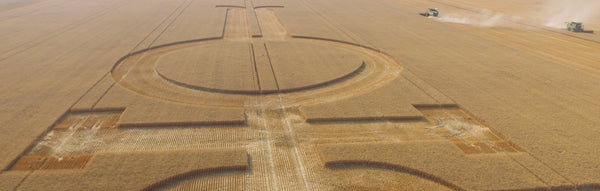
top-left (111, 37), bottom-right (403, 107)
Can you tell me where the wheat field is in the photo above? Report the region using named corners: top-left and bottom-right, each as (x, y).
top-left (1, 0), bottom-right (600, 190)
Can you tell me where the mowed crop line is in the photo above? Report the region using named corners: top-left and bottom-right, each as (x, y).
top-left (275, 99), bottom-right (312, 191)
top-left (244, 100), bottom-right (315, 190)
top-left (255, 8), bottom-right (289, 40)
top-left (257, 105), bottom-right (281, 191)
top-left (13, 112), bottom-right (253, 166)
top-left (224, 8), bottom-right (251, 41)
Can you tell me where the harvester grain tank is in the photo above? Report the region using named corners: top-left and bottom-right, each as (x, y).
top-left (566, 22), bottom-right (584, 32)
top-left (420, 8), bottom-right (439, 17)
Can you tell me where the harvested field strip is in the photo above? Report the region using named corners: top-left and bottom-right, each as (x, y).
top-left (40, 155), bottom-right (93, 170)
top-left (244, 107), bottom-right (281, 190)
top-left (325, 161), bottom-right (465, 191)
top-left (17, 149), bottom-right (249, 190)
top-left (255, 8), bottom-right (288, 40)
top-left (416, 105), bottom-right (525, 155)
top-left (9, 155), bottom-right (45, 171)
top-left (7, 110), bottom-right (123, 170)
top-left (143, 168), bottom-right (247, 190)
top-left (102, 127), bottom-right (255, 152)
top-left (304, 104), bottom-right (523, 155)
top-left (12, 154), bottom-right (94, 171)
top-left (224, 8), bottom-right (250, 41)
top-left (292, 144), bottom-right (454, 190)
top-left (3, 109), bottom-right (124, 171)
top-left (118, 121), bottom-right (246, 128)
top-left (11, 120), bottom-right (254, 171)
top-left (306, 115), bottom-right (424, 124)
top-left (244, 105), bottom-right (314, 190)
top-left (245, 0), bottom-right (262, 37)
top-left (252, 41), bottom-right (279, 92)
top-left (318, 142), bottom-right (548, 190)
top-left (17, 119), bottom-right (254, 158)
top-left (144, 171), bottom-right (247, 191)
top-left (53, 110), bottom-right (123, 130)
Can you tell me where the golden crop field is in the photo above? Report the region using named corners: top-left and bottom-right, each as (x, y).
top-left (1, 0), bottom-right (600, 190)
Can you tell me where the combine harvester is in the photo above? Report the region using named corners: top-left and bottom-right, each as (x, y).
top-left (420, 8), bottom-right (439, 17)
top-left (566, 22), bottom-right (594, 33)
top-left (566, 22), bottom-right (584, 32)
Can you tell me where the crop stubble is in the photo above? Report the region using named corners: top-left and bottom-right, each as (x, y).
top-left (2, 0), bottom-right (600, 190)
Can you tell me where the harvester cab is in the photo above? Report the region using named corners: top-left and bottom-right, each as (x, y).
top-left (566, 22), bottom-right (584, 32)
top-left (420, 8), bottom-right (439, 17)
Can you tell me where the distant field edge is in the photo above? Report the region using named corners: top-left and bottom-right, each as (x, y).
top-left (0, 0), bottom-right (46, 12)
